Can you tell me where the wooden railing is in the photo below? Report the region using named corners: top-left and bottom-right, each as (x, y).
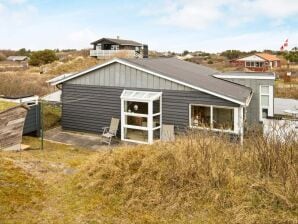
top-left (90, 49), bottom-right (143, 59)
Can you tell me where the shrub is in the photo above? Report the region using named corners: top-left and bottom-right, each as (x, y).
top-left (0, 52), bottom-right (6, 61)
top-left (29, 49), bottom-right (58, 66)
top-left (220, 50), bottom-right (245, 60)
top-left (207, 60), bottom-right (213, 64)
top-left (16, 48), bottom-right (31, 57)
top-left (284, 51), bottom-right (298, 63)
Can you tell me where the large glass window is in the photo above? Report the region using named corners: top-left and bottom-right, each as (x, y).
top-left (213, 107), bottom-right (234, 131)
top-left (190, 105), bottom-right (235, 132)
top-left (191, 105), bottom-right (211, 128)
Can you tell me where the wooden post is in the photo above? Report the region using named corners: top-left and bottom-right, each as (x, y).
top-left (40, 100), bottom-right (44, 150)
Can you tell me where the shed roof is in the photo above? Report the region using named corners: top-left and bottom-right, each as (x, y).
top-left (91, 37), bottom-right (143, 46)
top-left (7, 56), bottom-right (28, 61)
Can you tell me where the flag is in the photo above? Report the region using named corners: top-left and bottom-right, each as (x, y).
top-left (280, 45), bottom-right (284, 51)
top-left (284, 39), bottom-right (288, 47)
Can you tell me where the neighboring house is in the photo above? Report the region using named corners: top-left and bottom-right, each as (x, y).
top-left (176, 54), bottom-right (194, 60)
top-left (90, 37), bottom-right (148, 59)
top-left (6, 56), bottom-right (29, 68)
top-left (231, 53), bottom-right (281, 71)
top-left (48, 58), bottom-right (275, 144)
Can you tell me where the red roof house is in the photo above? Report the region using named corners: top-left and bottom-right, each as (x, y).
top-left (231, 53), bottom-right (281, 71)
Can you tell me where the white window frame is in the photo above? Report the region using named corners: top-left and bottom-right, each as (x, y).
top-left (189, 104), bottom-right (241, 134)
top-left (259, 85), bottom-right (273, 122)
top-left (121, 90), bottom-right (162, 144)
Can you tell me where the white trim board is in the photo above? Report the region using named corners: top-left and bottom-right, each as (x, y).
top-left (214, 74), bottom-right (276, 80)
top-left (51, 58), bottom-right (248, 106)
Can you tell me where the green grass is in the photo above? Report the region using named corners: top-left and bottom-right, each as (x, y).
top-left (0, 100), bottom-right (18, 112)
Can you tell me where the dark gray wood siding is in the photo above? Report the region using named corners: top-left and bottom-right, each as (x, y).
top-left (61, 84), bottom-right (238, 133)
top-left (23, 104), bottom-right (40, 136)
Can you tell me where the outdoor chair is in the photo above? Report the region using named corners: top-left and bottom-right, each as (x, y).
top-left (161, 124), bottom-right (175, 142)
top-left (102, 118), bottom-right (120, 145)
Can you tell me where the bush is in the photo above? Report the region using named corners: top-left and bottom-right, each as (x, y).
top-left (16, 48), bottom-right (31, 57)
top-left (284, 51), bottom-right (298, 63)
top-left (207, 60), bottom-right (213, 64)
top-left (29, 49), bottom-right (58, 66)
top-left (0, 52), bottom-right (6, 61)
top-left (220, 50), bottom-right (245, 60)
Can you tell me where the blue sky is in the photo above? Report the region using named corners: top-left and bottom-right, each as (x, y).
top-left (0, 0), bottom-right (297, 53)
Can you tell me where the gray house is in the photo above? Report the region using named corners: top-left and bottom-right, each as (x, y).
top-left (49, 58), bottom-right (274, 144)
top-left (90, 37), bottom-right (148, 59)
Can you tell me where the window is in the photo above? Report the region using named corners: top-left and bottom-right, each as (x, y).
top-left (259, 85), bottom-right (273, 121)
top-left (213, 107), bottom-right (234, 131)
top-left (190, 105), bottom-right (235, 132)
top-left (246, 61), bottom-right (250, 67)
top-left (125, 101), bottom-right (148, 114)
top-left (262, 108), bottom-right (268, 119)
top-left (121, 90), bottom-right (162, 144)
top-left (190, 105), bottom-right (211, 128)
top-left (124, 128), bottom-right (148, 142)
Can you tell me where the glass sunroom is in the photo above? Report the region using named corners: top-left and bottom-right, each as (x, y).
top-left (120, 90), bottom-right (162, 144)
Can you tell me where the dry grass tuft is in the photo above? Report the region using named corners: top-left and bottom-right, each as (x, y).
top-left (72, 131), bottom-right (298, 223)
top-left (0, 56), bottom-right (101, 97)
top-left (0, 158), bottom-right (45, 224)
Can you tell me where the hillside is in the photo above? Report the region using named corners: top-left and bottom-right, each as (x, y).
top-left (0, 54), bottom-right (99, 97)
top-left (0, 131), bottom-right (297, 223)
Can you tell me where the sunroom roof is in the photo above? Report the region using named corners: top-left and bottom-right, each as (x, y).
top-left (120, 90), bottom-right (162, 101)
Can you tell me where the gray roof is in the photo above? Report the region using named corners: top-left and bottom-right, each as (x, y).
top-left (7, 56), bottom-right (28, 61)
top-left (91, 37), bottom-right (143, 46)
top-left (123, 58), bottom-right (252, 104)
top-left (50, 58), bottom-right (252, 105)
top-left (274, 98), bottom-right (298, 115)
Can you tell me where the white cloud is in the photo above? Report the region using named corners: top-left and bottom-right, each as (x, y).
top-left (143, 0), bottom-right (298, 29)
top-left (0, 1), bottom-right (38, 26)
top-left (8, 0), bottom-right (26, 4)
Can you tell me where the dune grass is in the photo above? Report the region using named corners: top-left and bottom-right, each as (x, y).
top-left (71, 131), bottom-right (298, 223)
top-left (0, 131), bottom-right (297, 223)
top-left (0, 158), bottom-right (45, 224)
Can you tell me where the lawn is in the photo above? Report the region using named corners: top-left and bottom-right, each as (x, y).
top-left (0, 100), bottom-right (18, 112)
